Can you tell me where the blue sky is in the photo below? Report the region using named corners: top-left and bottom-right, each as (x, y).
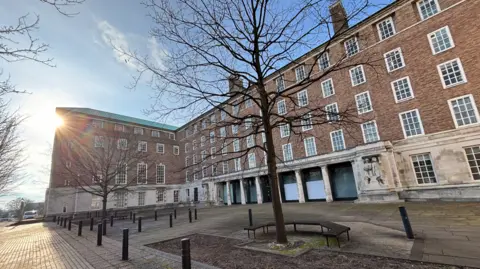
top-left (0, 0), bottom-right (391, 208)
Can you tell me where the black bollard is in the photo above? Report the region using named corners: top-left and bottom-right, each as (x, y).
top-left (102, 219), bottom-right (107, 236)
top-left (97, 224), bottom-right (102, 246)
top-left (110, 215), bottom-right (114, 227)
top-left (78, 221), bottom-right (83, 236)
top-left (63, 218), bottom-right (67, 228)
top-left (155, 210), bottom-right (157, 221)
top-left (248, 209), bottom-right (253, 226)
top-left (59, 217), bottom-right (62, 226)
top-left (133, 213), bottom-right (136, 223)
top-left (181, 238), bottom-right (191, 269)
top-left (122, 228), bottom-right (129, 261)
top-left (169, 213), bottom-right (173, 228)
top-left (138, 217), bottom-right (142, 233)
top-left (130, 211), bottom-right (132, 220)
top-left (53, 216), bottom-right (56, 223)
top-left (194, 208), bottom-right (197, 220)
top-left (174, 209), bottom-right (177, 219)
top-left (57, 217), bottom-right (60, 225)
top-left (68, 218), bottom-right (72, 231)
top-left (90, 217), bottom-right (94, 231)
top-left (189, 209), bottom-right (192, 223)
top-left (399, 206), bottom-right (414, 239)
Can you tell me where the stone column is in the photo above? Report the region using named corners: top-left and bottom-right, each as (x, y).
top-left (321, 166), bottom-right (333, 202)
top-left (226, 181), bottom-right (232, 206)
top-left (239, 179), bottom-right (246, 205)
top-left (255, 176), bottom-right (263, 204)
top-left (351, 160), bottom-right (362, 196)
top-left (295, 170), bottom-right (306, 203)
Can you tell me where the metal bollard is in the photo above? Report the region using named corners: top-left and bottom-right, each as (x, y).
top-left (102, 219), bottom-right (107, 236)
top-left (97, 224), bottom-right (102, 246)
top-left (122, 228), bottom-right (129, 260)
top-left (169, 213), bottom-right (173, 228)
top-left (174, 209), bottom-right (177, 219)
top-left (194, 208), bottom-right (197, 220)
top-left (78, 221), bottom-right (83, 236)
top-left (138, 217), bottom-right (142, 233)
top-left (133, 213), bottom-right (136, 223)
top-left (90, 217), bottom-right (94, 231)
top-left (189, 209), bottom-right (192, 223)
top-left (57, 217), bottom-right (60, 225)
top-left (63, 218), bottom-right (67, 228)
top-left (181, 238), bottom-right (191, 269)
top-left (130, 211), bottom-right (132, 220)
top-left (155, 210), bottom-right (157, 221)
top-left (68, 218), bottom-right (72, 231)
top-left (248, 209), bottom-right (253, 226)
top-left (110, 215), bottom-right (114, 227)
top-left (399, 206), bottom-right (414, 239)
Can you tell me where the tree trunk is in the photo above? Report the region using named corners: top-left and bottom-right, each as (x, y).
top-left (260, 90), bottom-right (288, 244)
top-left (102, 197), bottom-right (107, 220)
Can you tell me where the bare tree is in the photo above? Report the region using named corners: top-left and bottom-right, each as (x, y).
top-left (6, 197), bottom-right (35, 215)
top-left (55, 129), bottom-right (157, 218)
top-left (123, 0), bottom-right (383, 244)
top-left (0, 0), bottom-right (84, 195)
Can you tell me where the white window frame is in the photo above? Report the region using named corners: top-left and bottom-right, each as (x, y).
top-left (115, 163), bottom-right (127, 184)
top-left (220, 110), bottom-right (227, 121)
top-left (156, 143), bottom-right (165, 154)
top-left (417, 0), bottom-right (440, 21)
top-left (114, 124), bottom-right (125, 132)
top-left (92, 120), bottom-right (104, 128)
top-left (361, 120), bottom-right (380, 144)
top-left (222, 142), bottom-right (228, 155)
top-left (377, 16), bottom-right (396, 40)
top-left (174, 190), bottom-right (179, 202)
top-left (355, 91), bottom-right (373, 114)
top-left (295, 65), bottom-right (306, 82)
top-left (233, 138), bottom-right (240, 152)
top-left (117, 139), bottom-right (128, 150)
top-left (349, 65), bottom-right (366, 86)
top-left (137, 162), bottom-right (147, 184)
top-left (202, 166), bottom-right (207, 178)
top-left (277, 99), bottom-right (287, 115)
top-left (201, 150), bottom-right (207, 161)
top-left (220, 127), bottom-right (226, 137)
top-left (232, 124), bottom-right (238, 134)
top-left (138, 192), bottom-right (146, 206)
top-left (134, 127), bottom-right (144, 135)
top-left (304, 137), bottom-right (317, 157)
top-left (318, 52), bottom-right (330, 70)
top-left (301, 113), bottom-right (313, 131)
top-left (223, 161), bottom-right (229, 174)
top-left (248, 153), bottom-right (256, 169)
top-left (275, 76), bottom-right (285, 92)
top-left (210, 131), bottom-right (215, 143)
top-left (325, 103), bottom-right (339, 122)
top-left (321, 78), bottom-right (335, 98)
top-left (399, 109), bottom-right (425, 138)
top-left (156, 164), bottom-right (165, 184)
top-left (200, 136), bottom-right (205, 147)
top-left (151, 130), bottom-right (161, 137)
top-left (185, 143), bottom-right (190, 153)
top-left (185, 156), bottom-right (190, 167)
top-left (234, 158), bottom-right (242, 172)
top-left (411, 153), bottom-right (438, 184)
top-left (437, 58), bottom-right (467, 89)
top-left (448, 94), bottom-right (480, 128)
top-left (246, 135), bottom-right (255, 148)
top-left (210, 147), bottom-right (216, 159)
top-left (330, 129), bottom-right (346, 152)
top-left (384, 48), bottom-right (405, 73)
top-left (344, 36), bottom-right (359, 57)
top-left (282, 143), bottom-right (293, 161)
top-left (428, 26), bottom-right (455, 55)
top-left (391, 76), bottom-right (415, 103)
top-left (245, 118), bottom-right (252, 129)
top-left (212, 164), bottom-right (217, 176)
top-left (297, 90), bottom-right (309, 107)
top-left (94, 136), bottom-right (104, 148)
top-left (279, 124), bottom-right (290, 138)
top-left (138, 141), bottom-right (147, 152)
top-left (210, 113), bottom-right (216, 124)
top-left (173, 145), bottom-right (180, 155)
top-left (192, 140), bottom-right (197, 150)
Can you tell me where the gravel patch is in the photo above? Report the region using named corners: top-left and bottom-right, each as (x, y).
top-left (146, 233), bottom-right (461, 269)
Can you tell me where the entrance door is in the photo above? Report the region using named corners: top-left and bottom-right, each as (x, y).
top-left (193, 187), bottom-right (198, 202)
top-left (246, 178), bottom-right (257, 203)
top-left (261, 176), bottom-right (272, 202)
top-left (330, 163), bottom-right (358, 200)
top-left (303, 168), bottom-right (326, 201)
top-left (280, 172), bottom-right (298, 202)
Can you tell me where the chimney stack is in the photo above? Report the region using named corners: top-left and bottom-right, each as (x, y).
top-left (228, 74), bottom-right (243, 93)
top-left (329, 0), bottom-right (348, 34)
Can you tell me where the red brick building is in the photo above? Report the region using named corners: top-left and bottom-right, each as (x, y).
top-left (46, 0), bottom-right (480, 215)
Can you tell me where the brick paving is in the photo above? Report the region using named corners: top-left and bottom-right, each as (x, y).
top-left (1, 202), bottom-right (479, 268)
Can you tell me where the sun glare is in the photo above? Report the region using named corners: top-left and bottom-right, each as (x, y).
top-left (54, 114), bottom-right (64, 128)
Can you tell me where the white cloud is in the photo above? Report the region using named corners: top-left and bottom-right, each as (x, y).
top-left (147, 36), bottom-right (168, 71)
top-left (97, 20), bottom-right (138, 69)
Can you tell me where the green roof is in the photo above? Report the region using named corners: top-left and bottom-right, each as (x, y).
top-left (57, 107), bottom-right (178, 131)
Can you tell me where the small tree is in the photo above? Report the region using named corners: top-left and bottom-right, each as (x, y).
top-left (6, 198), bottom-right (35, 216)
top-left (55, 130), bottom-right (157, 218)
top-left (122, 0), bottom-right (381, 243)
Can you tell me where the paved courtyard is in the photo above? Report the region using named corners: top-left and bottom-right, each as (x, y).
top-left (1, 202), bottom-right (480, 268)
